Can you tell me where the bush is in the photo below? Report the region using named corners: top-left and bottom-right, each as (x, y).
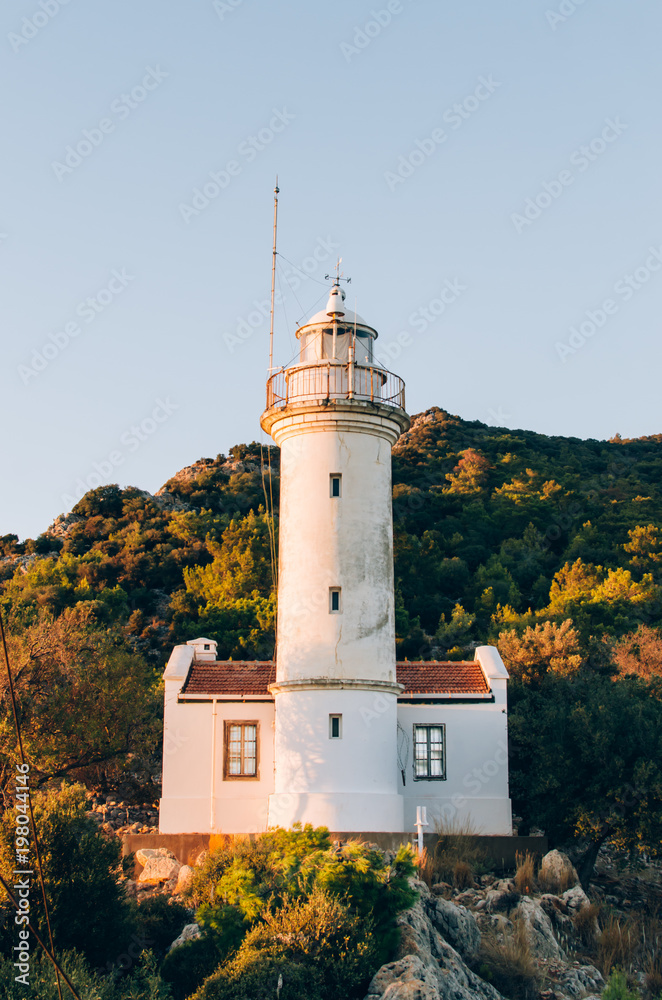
top-left (602, 970), bottom-right (641, 1000)
top-left (133, 895), bottom-right (192, 960)
top-left (185, 826), bottom-right (417, 968)
top-left (161, 936), bottom-right (225, 1000)
top-left (0, 783), bottom-right (136, 968)
top-left (453, 860), bottom-right (474, 889)
top-left (0, 949), bottom-right (172, 1000)
top-left (193, 889), bottom-right (376, 1000)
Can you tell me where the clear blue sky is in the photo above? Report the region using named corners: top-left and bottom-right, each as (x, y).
top-left (1, 0), bottom-right (661, 541)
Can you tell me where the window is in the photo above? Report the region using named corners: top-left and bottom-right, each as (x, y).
top-left (329, 588), bottom-right (341, 613)
top-left (224, 722), bottom-right (258, 779)
top-left (204, 643), bottom-right (210, 650)
top-left (330, 474), bottom-right (342, 498)
top-left (329, 714), bottom-right (342, 739)
top-left (413, 725), bottom-right (446, 780)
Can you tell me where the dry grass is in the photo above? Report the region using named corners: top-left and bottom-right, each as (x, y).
top-left (572, 902), bottom-right (601, 948)
top-left (513, 851), bottom-right (536, 896)
top-left (597, 911), bottom-right (662, 979)
top-left (428, 818), bottom-right (490, 886)
top-left (477, 919), bottom-right (542, 1000)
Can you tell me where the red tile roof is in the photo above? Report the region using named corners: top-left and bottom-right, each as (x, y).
top-left (181, 660), bottom-right (488, 697)
top-left (182, 661), bottom-right (276, 696)
top-left (397, 661), bottom-right (489, 695)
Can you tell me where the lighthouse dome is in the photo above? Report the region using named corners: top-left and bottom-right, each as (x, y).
top-left (295, 285), bottom-right (378, 365)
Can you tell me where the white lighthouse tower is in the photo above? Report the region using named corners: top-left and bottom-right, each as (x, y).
top-left (260, 280), bottom-right (410, 832)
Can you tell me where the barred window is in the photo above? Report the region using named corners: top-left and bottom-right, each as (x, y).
top-left (224, 722), bottom-right (258, 779)
top-left (413, 725), bottom-right (446, 780)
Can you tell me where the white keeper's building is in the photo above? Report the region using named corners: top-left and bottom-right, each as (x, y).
top-left (159, 283), bottom-right (512, 837)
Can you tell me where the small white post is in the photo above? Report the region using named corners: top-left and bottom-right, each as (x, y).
top-left (415, 805), bottom-right (428, 855)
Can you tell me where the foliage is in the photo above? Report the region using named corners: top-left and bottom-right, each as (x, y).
top-left (0, 783), bottom-right (136, 968)
top-left (192, 888), bottom-right (376, 1000)
top-left (132, 895), bottom-right (191, 960)
top-left (508, 671), bottom-right (662, 885)
top-left (0, 949), bottom-right (173, 1000)
top-left (0, 607), bottom-right (161, 801)
top-left (601, 970), bottom-right (641, 1000)
top-left (513, 852), bottom-right (536, 895)
top-left (160, 936), bottom-right (224, 1000)
top-left (187, 827), bottom-right (416, 967)
top-left (498, 619), bottom-right (583, 683)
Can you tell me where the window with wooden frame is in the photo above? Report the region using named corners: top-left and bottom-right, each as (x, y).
top-left (413, 724), bottom-right (446, 780)
top-left (224, 722), bottom-right (259, 779)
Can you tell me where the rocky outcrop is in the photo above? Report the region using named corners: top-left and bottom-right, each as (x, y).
top-left (138, 849), bottom-right (181, 884)
top-left (513, 897), bottom-right (566, 961)
top-left (365, 879), bottom-right (503, 1000)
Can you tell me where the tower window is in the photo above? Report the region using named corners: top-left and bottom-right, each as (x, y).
top-left (330, 474), bottom-right (342, 497)
top-left (329, 588), bottom-right (341, 613)
top-left (329, 714), bottom-right (342, 739)
top-left (204, 644), bottom-right (210, 650)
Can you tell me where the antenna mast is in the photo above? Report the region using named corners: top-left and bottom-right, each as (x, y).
top-left (269, 179), bottom-right (279, 373)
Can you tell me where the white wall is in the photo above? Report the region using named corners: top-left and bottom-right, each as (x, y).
top-left (159, 645), bottom-right (275, 834)
top-left (272, 409), bottom-right (403, 685)
top-left (268, 687), bottom-right (403, 831)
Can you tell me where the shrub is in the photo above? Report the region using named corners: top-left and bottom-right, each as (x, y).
top-left (0, 783), bottom-right (136, 968)
top-left (0, 949), bottom-right (172, 1000)
top-left (477, 919), bottom-right (541, 1000)
top-left (602, 970), bottom-right (640, 1000)
top-left (193, 888), bottom-right (376, 1000)
top-left (513, 851), bottom-right (536, 896)
top-left (133, 895), bottom-right (192, 960)
top-left (161, 936), bottom-right (225, 1000)
top-left (572, 903), bottom-right (601, 949)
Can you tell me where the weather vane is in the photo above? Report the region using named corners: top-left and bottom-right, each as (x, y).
top-left (325, 257), bottom-right (351, 286)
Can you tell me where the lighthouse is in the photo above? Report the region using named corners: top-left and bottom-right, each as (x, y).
top-left (260, 280), bottom-right (410, 832)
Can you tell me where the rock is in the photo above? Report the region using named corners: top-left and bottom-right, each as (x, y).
top-left (562, 886), bottom-right (591, 912)
top-left (514, 898), bottom-right (565, 961)
top-left (364, 955), bottom-right (442, 1000)
top-left (425, 894), bottom-right (481, 959)
top-left (557, 965), bottom-right (604, 998)
top-left (540, 850), bottom-right (579, 891)
top-left (175, 864), bottom-right (194, 894)
top-left (366, 879), bottom-right (505, 1000)
top-left (139, 855), bottom-right (181, 883)
top-left (194, 850), bottom-right (208, 867)
top-left (136, 848), bottom-right (161, 866)
top-left (168, 923), bottom-right (201, 952)
top-left (124, 880), bottom-right (138, 898)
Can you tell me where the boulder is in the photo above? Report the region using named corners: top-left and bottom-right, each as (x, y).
top-left (136, 847), bottom-right (163, 866)
top-left (175, 864), bottom-right (194, 894)
top-left (425, 894), bottom-right (481, 959)
top-left (513, 898), bottom-right (566, 961)
top-left (194, 850), bottom-right (208, 867)
top-left (139, 855), bottom-right (181, 883)
top-left (168, 923), bottom-right (201, 952)
top-left (539, 850), bottom-right (579, 891)
top-left (562, 886), bottom-right (591, 912)
top-left (557, 964), bottom-right (604, 998)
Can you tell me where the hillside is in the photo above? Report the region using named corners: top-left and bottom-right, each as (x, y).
top-left (1, 407), bottom-right (660, 664)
